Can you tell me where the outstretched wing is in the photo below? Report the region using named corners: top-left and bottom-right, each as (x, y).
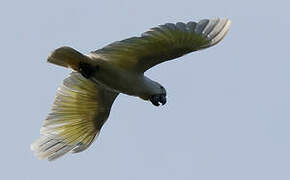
top-left (92, 18), bottom-right (231, 73)
top-left (31, 72), bottom-right (118, 161)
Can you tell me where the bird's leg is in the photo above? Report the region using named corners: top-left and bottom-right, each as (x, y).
top-left (149, 94), bottom-right (167, 106)
top-left (78, 62), bottom-right (99, 79)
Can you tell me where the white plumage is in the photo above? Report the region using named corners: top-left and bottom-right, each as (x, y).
top-left (31, 18), bottom-right (231, 160)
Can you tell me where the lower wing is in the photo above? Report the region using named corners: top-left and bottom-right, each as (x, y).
top-left (31, 72), bottom-right (118, 161)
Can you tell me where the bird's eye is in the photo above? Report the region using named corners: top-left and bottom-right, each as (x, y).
top-left (160, 86), bottom-right (164, 89)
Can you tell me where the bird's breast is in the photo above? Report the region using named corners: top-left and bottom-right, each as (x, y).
top-left (91, 63), bottom-right (145, 96)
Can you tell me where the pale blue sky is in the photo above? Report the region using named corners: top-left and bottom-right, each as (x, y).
top-left (0, 0), bottom-right (289, 179)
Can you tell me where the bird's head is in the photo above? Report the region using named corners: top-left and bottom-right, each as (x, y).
top-left (138, 77), bottom-right (167, 106)
top-left (148, 82), bottom-right (167, 107)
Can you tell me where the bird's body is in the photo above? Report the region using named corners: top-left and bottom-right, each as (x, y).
top-left (31, 18), bottom-right (231, 160)
top-left (86, 54), bottom-right (163, 99)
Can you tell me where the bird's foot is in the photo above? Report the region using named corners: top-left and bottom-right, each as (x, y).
top-left (79, 62), bottom-right (99, 79)
top-left (149, 94), bottom-right (167, 106)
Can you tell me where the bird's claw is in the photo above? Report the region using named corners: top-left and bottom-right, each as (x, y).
top-left (150, 94), bottom-right (167, 106)
top-left (79, 62), bottom-right (99, 79)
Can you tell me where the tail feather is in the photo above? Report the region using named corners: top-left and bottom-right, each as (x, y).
top-left (47, 46), bottom-right (96, 71)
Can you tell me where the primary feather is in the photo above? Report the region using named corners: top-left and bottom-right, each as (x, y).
top-left (92, 18), bottom-right (231, 72)
top-left (31, 73), bottom-right (118, 160)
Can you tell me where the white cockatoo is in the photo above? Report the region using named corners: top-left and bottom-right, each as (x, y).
top-left (31, 18), bottom-right (231, 160)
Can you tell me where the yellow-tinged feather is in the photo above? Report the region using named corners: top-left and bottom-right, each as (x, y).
top-left (31, 72), bottom-right (118, 160)
top-left (92, 18), bottom-right (230, 72)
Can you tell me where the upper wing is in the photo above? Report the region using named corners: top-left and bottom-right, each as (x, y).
top-left (31, 72), bottom-right (118, 161)
top-left (92, 18), bottom-right (231, 73)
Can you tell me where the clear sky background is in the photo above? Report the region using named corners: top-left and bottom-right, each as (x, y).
top-left (0, 0), bottom-right (289, 179)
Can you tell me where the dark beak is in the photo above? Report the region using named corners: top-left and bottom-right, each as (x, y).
top-left (149, 94), bottom-right (167, 106)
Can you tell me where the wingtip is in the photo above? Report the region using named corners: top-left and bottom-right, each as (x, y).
top-left (200, 17), bottom-right (231, 49)
top-left (210, 18), bottom-right (231, 45)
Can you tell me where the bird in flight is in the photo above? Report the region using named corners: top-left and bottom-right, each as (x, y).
top-left (31, 18), bottom-right (231, 161)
